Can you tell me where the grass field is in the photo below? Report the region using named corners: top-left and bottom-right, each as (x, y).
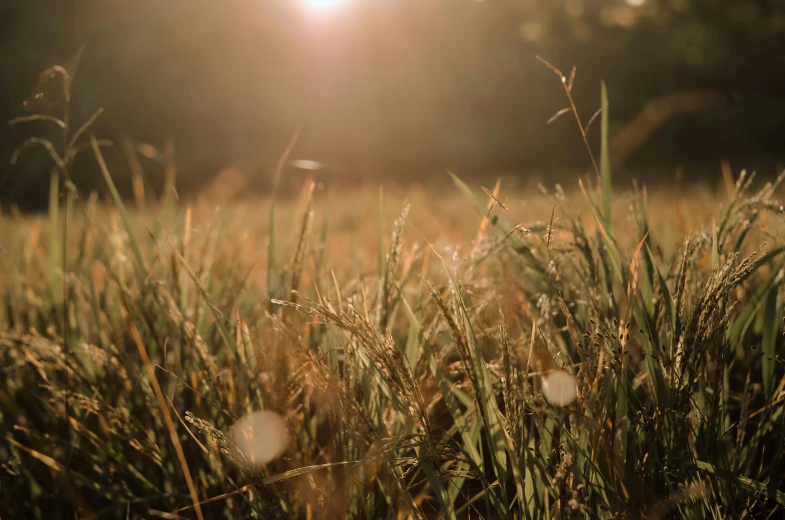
top-left (1, 160), bottom-right (784, 519)
top-left (2, 59), bottom-right (785, 519)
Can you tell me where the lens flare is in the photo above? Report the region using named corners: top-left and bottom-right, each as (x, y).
top-left (542, 370), bottom-right (578, 407)
top-left (291, 159), bottom-right (324, 171)
top-left (229, 411), bottom-right (288, 466)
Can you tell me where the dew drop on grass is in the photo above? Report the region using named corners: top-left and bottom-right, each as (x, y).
top-left (230, 410), bottom-right (288, 465)
top-left (542, 370), bottom-right (577, 407)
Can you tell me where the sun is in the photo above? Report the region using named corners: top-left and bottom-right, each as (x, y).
top-left (305, 0), bottom-right (345, 9)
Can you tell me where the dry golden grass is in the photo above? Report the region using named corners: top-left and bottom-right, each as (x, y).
top-left (2, 171), bottom-right (784, 518)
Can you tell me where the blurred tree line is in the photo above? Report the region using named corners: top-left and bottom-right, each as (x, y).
top-left (2, 0), bottom-right (785, 208)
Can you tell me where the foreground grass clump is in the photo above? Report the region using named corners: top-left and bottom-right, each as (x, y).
top-left (1, 169), bottom-right (784, 519)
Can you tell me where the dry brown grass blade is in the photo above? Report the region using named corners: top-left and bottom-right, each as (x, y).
top-left (67, 108), bottom-right (104, 151)
top-left (481, 182), bottom-right (506, 211)
top-left (566, 66), bottom-right (577, 92)
top-left (585, 107), bottom-right (603, 133)
top-left (7, 437), bottom-right (94, 517)
top-left (9, 114), bottom-right (66, 128)
top-left (625, 232), bottom-right (649, 324)
top-left (174, 485), bottom-right (254, 514)
top-left (273, 128), bottom-right (301, 194)
top-left (535, 55), bottom-right (563, 78)
top-left (546, 205), bottom-right (556, 249)
top-left (721, 159), bottom-right (735, 199)
top-left (537, 56), bottom-right (601, 178)
top-left (524, 318), bottom-right (537, 377)
top-left (290, 180), bottom-right (316, 303)
top-left (122, 138), bottom-right (147, 211)
top-left (546, 107), bottom-right (572, 125)
top-left (558, 297), bottom-right (582, 347)
top-left (10, 137), bottom-right (65, 169)
top-left (148, 510), bottom-right (188, 519)
top-left (6, 436), bottom-right (63, 473)
top-left (469, 179), bottom-right (502, 261)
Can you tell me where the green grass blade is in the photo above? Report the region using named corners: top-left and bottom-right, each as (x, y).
top-left (422, 463), bottom-right (457, 520)
top-left (696, 460), bottom-right (785, 505)
top-left (267, 197), bottom-right (283, 307)
top-left (454, 299), bottom-right (509, 513)
top-left (378, 186), bottom-right (385, 281)
top-left (579, 178), bottom-right (624, 283)
top-left (47, 171), bottom-right (60, 304)
top-left (760, 274), bottom-right (781, 397)
top-left (600, 81), bottom-right (613, 236)
top-left (91, 135), bottom-right (146, 274)
top-left (448, 170), bottom-right (543, 274)
top-left (646, 244), bottom-right (679, 342)
top-left (401, 281), bottom-right (424, 369)
top-left (727, 262), bottom-right (784, 351)
top-left (316, 200), bottom-right (330, 274)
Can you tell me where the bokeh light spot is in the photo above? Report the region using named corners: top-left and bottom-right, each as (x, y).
top-left (229, 410), bottom-right (288, 466)
top-left (542, 371), bottom-right (577, 407)
top-left (291, 159), bottom-right (324, 171)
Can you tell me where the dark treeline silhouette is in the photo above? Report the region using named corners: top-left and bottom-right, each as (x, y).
top-left (2, 0), bottom-right (785, 208)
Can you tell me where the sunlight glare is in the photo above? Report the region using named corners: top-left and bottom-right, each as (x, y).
top-left (305, 0), bottom-right (345, 9)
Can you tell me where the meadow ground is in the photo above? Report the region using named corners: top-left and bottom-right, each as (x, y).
top-left (1, 169), bottom-right (784, 519)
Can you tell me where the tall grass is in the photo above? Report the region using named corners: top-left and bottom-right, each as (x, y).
top-left (1, 62), bottom-right (785, 519)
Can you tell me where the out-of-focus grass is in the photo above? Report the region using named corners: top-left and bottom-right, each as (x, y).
top-left (1, 169), bottom-right (784, 519)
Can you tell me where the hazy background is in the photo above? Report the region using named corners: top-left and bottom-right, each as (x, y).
top-left (2, 0), bottom-right (785, 208)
